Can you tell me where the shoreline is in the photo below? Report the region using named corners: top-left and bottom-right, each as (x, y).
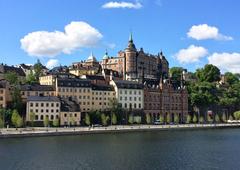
top-left (0, 123), bottom-right (240, 138)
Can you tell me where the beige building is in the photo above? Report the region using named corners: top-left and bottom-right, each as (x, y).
top-left (39, 73), bottom-right (77, 86)
top-left (0, 80), bottom-right (10, 108)
top-left (26, 96), bottom-right (60, 123)
top-left (110, 80), bottom-right (144, 111)
top-left (60, 99), bottom-right (81, 126)
top-left (21, 84), bottom-right (56, 102)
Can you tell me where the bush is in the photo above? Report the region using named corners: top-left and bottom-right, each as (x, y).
top-left (128, 114), bottom-right (134, 124)
top-left (53, 118), bottom-right (60, 127)
top-left (215, 114), bottom-right (220, 123)
top-left (222, 113), bottom-right (227, 123)
top-left (111, 113), bottom-right (117, 125)
top-left (145, 113), bottom-right (151, 124)
top-left (186, 114), bottom-right (191, 123)
top-left (193, 114), bottom-right (198, 123)
top-left (233, 111), bottom-right (240, 120)
top-left (43, 117), bottom-right (49, 127)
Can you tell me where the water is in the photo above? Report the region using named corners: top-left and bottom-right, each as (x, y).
top-left (0, 128), bottom-right (240, 170)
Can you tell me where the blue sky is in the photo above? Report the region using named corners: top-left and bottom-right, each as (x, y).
top-left (0, 0), bottom-right (239, 73)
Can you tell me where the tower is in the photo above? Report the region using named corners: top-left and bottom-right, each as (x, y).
top-left (125, 32), bottom-right (137, 80)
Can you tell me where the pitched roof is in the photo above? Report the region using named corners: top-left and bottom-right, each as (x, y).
top-left (61, 98), bottom-right (80, 112)
top-left (0, 64), bottom-right (26, 77)
top-left (91, 84), bottom-right (114, 91)
top-left (57, 78), bottom-right (91, 88)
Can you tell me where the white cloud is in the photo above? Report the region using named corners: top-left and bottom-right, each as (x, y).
top-left (175, 45), bottom-right (208, 64)
top-left (187, 24), bottom-right (233, 41)
top-left (102, 1), bottom-right (142, 9)
top-left (20, 21), bottom-right (103, 57)
top-left (46, 59), bottom-right (59, 69)
top-left (208, 52), bottom-right (240, 73)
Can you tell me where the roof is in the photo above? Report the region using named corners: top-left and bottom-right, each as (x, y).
top-left (57, 78), bottom-right (91, 88)
top-left (21, 84), bottom-right (55, 91)
top-left (114, 80), bottom-right (143, 89)
top-left (0, 64), bottom-right (26, 77)
top-left (19, 64), bottom-right (32, 70)
top-left (61, 98), bottom-right (80, 112)
top-left (83, 75), bottom-right (105, 81)
top-left (27, 96), bottom-right (60, 102)
top-left (86, 52), bottom-right (97, 62)
top-left (92, 84), bottom-right (114, 91)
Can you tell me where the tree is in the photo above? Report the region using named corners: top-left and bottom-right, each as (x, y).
top-left (145, 113), bottom-right (151, 124)
top-left (159, 114), bottom-right (164, 124)
top-left (16, 116), bottom-right (23, 128)
top-left (43, 116), bottom-right (49, 127)
top-left (53, 118), bottom-right (60, 127)
top-left (33, 59), bottom-right (44, 81)
top-left (193, 114), bottom-right (198, 123)
top-left (0, 116), bottom-right (4, 128)
top-left (29, 112), bottom-right (35, 127)
top-left (199, 116), bottom-right (204, 124)
top-left (222, 113), bottom-right (227, 123)
top-left (70, 116), bottom-right (75, 126)
top-left (11, 109), bottom-right (19, 127)
top-left (101, 113), bottom-right (107, 126)
top-left (174, 114), bottom-right (179, 124)
top-left (128, 114), bottom-right (134, 124)
top-left (186, 114), bottom-right (191, 123)
top-left (111, 113), bottom-right (117, 125)
top-left (4, 72), bottom-right (19, 85)
top-left (85, 113), bottom-right (91, 126)
top-left (166, 113), bottom-right (171, 124)
top-left (215, 114), bottom-right (220, 123)
top-left (135, 116), bottom-right (141, 124)
top-left (233, 111), bottom-right (240, 120)
top-left (25, 70), bottom-right (37, 84)
top-left (195, 64), bottom-right (220, 82)
top-left (224, 72), bottom-right (239, 85)
top-left (169, 67), bottom-right (184, 87)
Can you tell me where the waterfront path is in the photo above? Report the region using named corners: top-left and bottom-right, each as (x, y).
top-left (0, 123), bottom-right (240, 138)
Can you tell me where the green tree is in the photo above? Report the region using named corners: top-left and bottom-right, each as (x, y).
top-left (233, 111), bottom-right (240, 120)
top-left (224, 72), bottom-right (239, 85)
top-left (43, 116), bottom-right (49, 127)
top-left (53, 118), bottom-right (60, 127)
top-left (128, 114), bottom-right (134, 124)
top-left (25, 70), bottom-right (37, 84)
top-left (193, 114), bottom-right (198, 123)
top-left (85, 113), bottom-right (91, 126)
top-left (4, 72), bottom-right (19, 85)
top-left (199, 116), bottom-right (204, 124)
top-left (222, 113), bottom-right (227, 123)
top-left (11, 109), bottom-right (19, 127)
top-left (169, 67), bottom-right (184, 87)
top-left (0, 116), bottom-right (4, 128)
top-left (145, 113), bottom-right (151, 124)
top-left (16, 116), bottom-right (23, 128)
top-left (135, 116), bottom-right (141, 124)
top-left (215, 114), bottom-right (220, 123)
top-left (195, 64), bottom-right (220, 82)
top-left (101, 113), bottom-right (107, 126)
top-left (70, 116), bottom-right (75, 126)
top-left (111, 113), bottom-right (117, 125)
top-left (29, 112), bottom-right (35, 127)
top-left (166, 113), bottom-right (171, 124)
top-left (174, 114), bottom-right (179, 124)
top-left (33, 59), bottom-right (44, 81)
top-left (159, 114), bottom-right (164, 124)
top-left (186, 114), bottom-right (191, 123)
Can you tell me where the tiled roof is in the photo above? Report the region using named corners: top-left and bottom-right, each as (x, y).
top-left (0, 64), bottom-right (26, 77)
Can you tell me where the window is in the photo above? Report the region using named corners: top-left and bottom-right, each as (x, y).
top-left (35, 103), bottom-right (39, 107)
top-left (46, 103), bottom-right (49, 107)
top-left (56, 109), bottom-right (59, 113)
top-left (139, 103), bottom-right (141, 108)
top-left (64, 114), bottom-right (67, 117)
top-left (56, 103), bottom-right (59, 107)
top-left (36, 109), bottom-right (38, 113)
top-left (75, 114), bottom-right (77, 117)
top-left (30, 103), bottom-right (33, 107)
top-left (40, 115), bottom-right (44, 120)
top-left (120, 97), bottom-right (122, 101)
top-left (51, 103), bottom-right (54, 107)
top-left (50, 115), bottom-right (54, 120)
top-left (41, 103), bottom-right (44, 107)
top-left (46, 109), bottom-right (49, 113)
top-left (41, 109), bottom-right (44, 113)
top-left (35, 115), bottom-right (38, 120)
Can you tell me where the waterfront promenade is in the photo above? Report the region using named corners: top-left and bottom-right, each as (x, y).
top-left (1, 123), bottom-right (240, 138)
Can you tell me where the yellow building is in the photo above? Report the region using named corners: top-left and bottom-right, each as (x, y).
top-left (60, 99), bottom-right (81, 126)
top-left (26, 96), bottom-right (60, 123)
top-left (21, 84), bottom-right (56, 102)
top-left (39, 73), bottom-right (77, 85)
top-left (0, 80), bottom-right (10, 108)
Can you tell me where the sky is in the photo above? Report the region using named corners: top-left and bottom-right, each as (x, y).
top-left (0, 0), bottom-right (240, 73)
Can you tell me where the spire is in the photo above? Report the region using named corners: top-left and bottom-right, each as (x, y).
top-left (105, 49), bottom-right (108, 55)
top-left (129, 32), bottom-right (133, 42)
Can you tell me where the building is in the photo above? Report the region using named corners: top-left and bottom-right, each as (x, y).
top-left (20, 84), bottom-right (56, 102)
top-left (60, 98), bottom-right (81, 126)
top-left (39, 72), bottom-right (77, 85)
top-left (0, 80), bottom-right (10, 108)
top-left (69, 52), bottom-right (100, 76)
top-left (91, 84), bottom-right (115, 111)
top-left (0, 64), bottom-right (26, 81)
top-left (26, 96), bottom-right (60, 123)
top-left (110, 80), bottom-right (144, 111)
top-left (101, 34), bottom-right (169, 81)
top-left (56, 78), bottom-right (92, 113)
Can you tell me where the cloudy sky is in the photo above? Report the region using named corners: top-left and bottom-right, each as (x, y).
top-left (0, 0), bottom-right (239, 72)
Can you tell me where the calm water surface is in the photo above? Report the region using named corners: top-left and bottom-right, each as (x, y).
top-left (0, 128), bottom-right (240, 170)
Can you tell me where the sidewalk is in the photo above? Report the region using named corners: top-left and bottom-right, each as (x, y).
top-left (0, 123), bottom-right (240, 138)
